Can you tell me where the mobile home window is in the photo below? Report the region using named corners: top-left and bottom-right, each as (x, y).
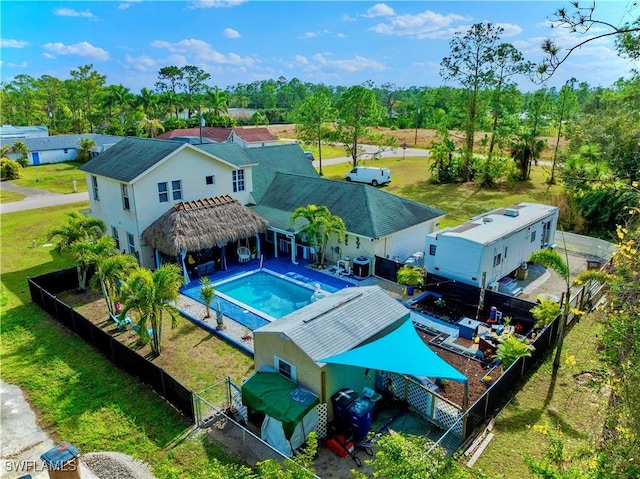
top-left (127, 232), bottom-right (135, 253)
top-left (91, 175), bottom-right (99, 200)
top-left (429, 244), bottom-right (437, 256)
top-left (112, 227), bottom-right (120, 250)
top-left (172, 180), bottom-right (182, 200)
top-left (530, 231), bottom-right (537, 243)
top-left (158, 182), bottom-right (168, 203)
top-left (493, 253), bottom-right (502, 266)
top-left (121, 184), bottom-right (130, 211)
top-left (274, 356), bottom-right (296, 382)
top-left (232, 169), bottom-right (245, 192)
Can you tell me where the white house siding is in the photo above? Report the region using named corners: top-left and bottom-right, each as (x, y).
top-left (27, 149), bottom-right (77, 165)
top-left (426, 237), bottom-right (483, 284)
top-left (85, 148), bottom-right (255, 269)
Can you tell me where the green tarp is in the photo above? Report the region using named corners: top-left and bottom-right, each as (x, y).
top-left (241, 371), bottom-right (320, 439)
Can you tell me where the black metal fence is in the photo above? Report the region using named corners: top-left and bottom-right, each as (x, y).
top-left (28, 268), bottom-right (194, 422)
top-left (374, 255), bottom-right (404, 282)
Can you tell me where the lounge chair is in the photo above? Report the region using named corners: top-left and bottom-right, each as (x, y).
top-left (132, 324), bottom-right (154, 337)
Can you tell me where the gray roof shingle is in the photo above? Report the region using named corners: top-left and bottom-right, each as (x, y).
top-left (251, 172), bottom-right (445, 238)
top-left (1, 134), bottom-right (124, 151)
top-left (255, 285), bottom-right (410, 361)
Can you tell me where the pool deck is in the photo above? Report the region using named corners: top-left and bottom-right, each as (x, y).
top-left (177, 256), bottom-right (410, 355)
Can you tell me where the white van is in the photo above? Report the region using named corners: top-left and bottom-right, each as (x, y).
top-left (345, 167), bottom-right (391, 186)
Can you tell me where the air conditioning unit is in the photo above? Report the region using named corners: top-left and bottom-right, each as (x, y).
top-left (504, 208), bottom-right (520, 217)
top-left (487, 282), bottom-right (500, 292)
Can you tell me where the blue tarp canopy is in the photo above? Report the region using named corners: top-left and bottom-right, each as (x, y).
top-left (318, 319), bottom-right (467, 384)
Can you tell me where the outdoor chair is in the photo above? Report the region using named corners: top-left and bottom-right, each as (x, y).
top-left (237, 246), bottom-right (251, 263)
top-left (132, 324), bottom-right (154, 338)
top-left (110, 312), bottom-right (133, 331)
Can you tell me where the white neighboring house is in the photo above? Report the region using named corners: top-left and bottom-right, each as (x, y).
top-left (0, 125), bottom-right (49, 139)
top-left (79, 137), bottom-right (256, 268)
top-left (1, 134), bottom-right (124, 165)
top-left (424, 203), bottom-right (559, 289)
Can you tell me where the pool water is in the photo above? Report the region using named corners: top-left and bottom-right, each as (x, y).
top-left (215, 270), bottom-right (318, 319)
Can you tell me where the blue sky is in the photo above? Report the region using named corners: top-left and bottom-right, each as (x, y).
top-left (1, 1), bottom-right (638, 93)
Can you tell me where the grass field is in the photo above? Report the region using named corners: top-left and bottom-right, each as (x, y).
top-left (11, 161), bottom-right (88, 195)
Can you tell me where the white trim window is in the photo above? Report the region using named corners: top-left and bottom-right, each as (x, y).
top-left (274, 356), bottom-right (296, 382)
top-left (127, 232), bottom-right (135, 253)
top-left (91, 175), bottom-right (99, 200)
top-left (232, 169), bottom-right (245, 192)
top-left (121, 184), bottom-right (130, 211)
top-left (172, 180), bottom-right (182, 200)
top-left (112, 226), bottom-right (120, 250)
top-left (206, 175), bottom-right (215, 185)
top-left (158, 182), bottom-right (168, 203)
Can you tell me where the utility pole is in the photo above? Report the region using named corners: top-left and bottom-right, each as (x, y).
top-left (414, 108), bottom-right (421, 146)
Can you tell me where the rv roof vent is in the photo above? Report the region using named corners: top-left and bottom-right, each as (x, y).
top-left (483, 217), bottom-right (493, 223)
top-left (504, 208), bottom-right (520, 217)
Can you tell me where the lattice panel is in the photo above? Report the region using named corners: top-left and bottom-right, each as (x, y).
top-left (406, 381), bottom-right (434, 421)
top-left (316, 403), bottom-right (328, 439)
top-left (434, 399), bottom-right (463, 436)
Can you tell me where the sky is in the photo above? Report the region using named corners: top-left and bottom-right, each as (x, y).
top-left (1, 1), bottom-right (638, 93)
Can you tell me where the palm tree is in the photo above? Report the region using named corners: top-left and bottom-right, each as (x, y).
top-left (70, 236), bottom-right (116, 293)
top-left (139, 118), bottom-right (164, 138)
top-left (206, 86), bottom-right (229, 117)
top-left (117, 264), bottom-right (184, 355)
top-left (77, 137), bottom-right (97, 162)
top-left (137, 87), bottom-right (158, 120)
top-left (9, 141), bottom-right (30, 164)
top-left (90, 249), bottom-right (139, 314)
top-left (290, 205), bottom-right (346, 267)
top-left (199, 276), bottom-right (215, 318)
top-left (510, 129), bottom-right (547, 180)
top-left (49, 213), bottom-right (106, 290)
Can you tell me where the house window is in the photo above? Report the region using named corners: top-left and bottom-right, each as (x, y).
top-left (112, 227), bottom-right (120, 250)
top-left (127, 232), bottom-right (135, 253)
top-left (206, 175), bottom-right (215, 185)
top-left (504, 246), bottom-right (508, 259)
top-left (493, 253), bottom-right (502, 267)
top-left (91, 175), bottom-right (99, 200)
top-left (232, 169), bottom-right (245, 192)
top-left (429, 244), bottom-right (437, 256)
top-left (530, 231), bottom-right (537, 243)
top-left (172, 180), bottom-right (182, 200)
top-left (274, 356), bottom-right (296, 382)
top-left (121, 184), bottom-right (130, 211)
top-left (158, 182), bottom-right (168, 203)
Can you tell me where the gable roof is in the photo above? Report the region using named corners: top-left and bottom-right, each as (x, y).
top-left (245, 143), bottom-right (318, 203)
top-left (1, 134), bottom-right (124, 151)
top-left (231, 127), bottom-right (278, 143)
top-left (141, 195), bottom-right (269, 255)
top-left (79, 137), bottom-right (185, 182)
top-left (194, 142), bottom-right (256, 167)
top-left (255, 285), bottom-right (410, 361)
top-left (251, 173), bottom-right (446, 238)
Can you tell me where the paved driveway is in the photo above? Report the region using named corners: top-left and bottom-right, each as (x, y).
top-left (0, 180), bottom-right (88, 214)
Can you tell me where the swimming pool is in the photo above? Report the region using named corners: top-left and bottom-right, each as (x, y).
top-left (215, 270), bottom-right (320, 319)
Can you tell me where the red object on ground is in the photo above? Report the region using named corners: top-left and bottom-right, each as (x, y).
top-left (326, 435), bottom-right (354, 458)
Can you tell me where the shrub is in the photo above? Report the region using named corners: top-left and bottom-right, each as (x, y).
top-left (1, 158), bottom-right (23, 180)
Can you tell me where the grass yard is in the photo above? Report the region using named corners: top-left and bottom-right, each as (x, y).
top-left (0, 203), bottom-right (257, 478)
top-left (320, 157), bottom-right (562, 227)
top-left (11, 161), bottom-right (88, 195)
top-left (472, 310), bottom-right (609, 477)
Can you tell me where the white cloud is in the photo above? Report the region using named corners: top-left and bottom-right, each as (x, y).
top-left (301, 31), bottom-right (318, 38)
top-left (125, 54), bottom-right (157, 72)
top-left (342, 13), bottom-right (357, 22)
top-left (43, 41), bottom-right (110, 61)
top-left (223, 28), bottom-right (241, 39)
top-left (336, 33), bottom-right (346, 39)
top-left (495, 23), bottom-right (523, 37)
top-left (118, 3), bottom-right (131, 10)
top-left (7, 61), bottom-right (28, 68)
top-left (364, 3), bottom-right (395, 18)
top-left (1, 39), bottom-right (28, 48)
top-left (370, 10), bottom-right (470, 39)
top-left (43, 52), bottom-right (56, 59)
top-left (308, 53), bottom-right (386, 74)
top-left (54, 8), bottom-right (97, 20)
top-left (188, 0), bottom-right (245, 9)
top-left (151, 38), bottom-right (256, 66)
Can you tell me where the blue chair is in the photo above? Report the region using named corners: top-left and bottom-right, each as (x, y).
top-left (110, 312), bottom-right (133, 331)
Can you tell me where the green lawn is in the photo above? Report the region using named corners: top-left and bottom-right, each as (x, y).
top-left (0, 188), bottom-right (25, 203)
top-left (12, 161), bottom-right (88, 194)
top-left (0, 203), bottom-right (256, 478)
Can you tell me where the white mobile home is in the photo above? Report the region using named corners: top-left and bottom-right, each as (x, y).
top-left (424, 203), bottom-right (559, 289)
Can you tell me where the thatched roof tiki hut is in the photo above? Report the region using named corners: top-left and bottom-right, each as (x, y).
top-left (142, 195), bottom-right (269, 283)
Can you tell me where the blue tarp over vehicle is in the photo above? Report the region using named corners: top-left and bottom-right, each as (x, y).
top-left (318, 319), bottom-right (468, 383)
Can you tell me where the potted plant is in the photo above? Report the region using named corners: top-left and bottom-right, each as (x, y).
top-left (250, 246), bottom-right (258, 260)
top-left (396, 265), bottom-right (425, 296)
